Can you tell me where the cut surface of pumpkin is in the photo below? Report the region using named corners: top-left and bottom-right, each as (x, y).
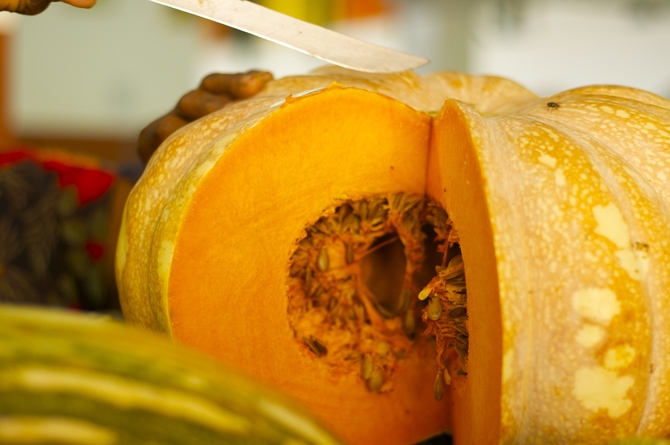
top-left (117, 67), bottom-right (670, 444)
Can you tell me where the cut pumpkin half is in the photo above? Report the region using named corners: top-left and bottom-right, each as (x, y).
top-left (117, 67), bottom-right (670, 444)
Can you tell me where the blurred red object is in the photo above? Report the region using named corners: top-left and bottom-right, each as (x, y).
top-left (0, 147), bottom-right (127, 311)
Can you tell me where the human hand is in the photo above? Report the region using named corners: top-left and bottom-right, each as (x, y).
top-left (0, 0), bottom-right (95, 15)
top-left (138, 70), bottom-right (273, 163)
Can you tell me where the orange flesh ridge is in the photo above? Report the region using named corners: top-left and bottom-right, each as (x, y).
top-left (168, 88), bottom-right (450, 445)
top-left (428, 100), bottom-right (503, 444)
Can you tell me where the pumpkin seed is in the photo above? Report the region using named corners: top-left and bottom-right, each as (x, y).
top-left (305, 267), bottom-right (313, 292)
top-left (346, 240), bottom-right (355, 265)
top-left (313, 220), bottom-right (329, 234)
top-left (368, 200), bottom-right (383, 218)
top-left (454, 323), bottom-right (469, 336)
top-left (317, 247), bottom-right (329, 272)
top-left (356, 201), bottom-right (369, 219)
top-left (370, 216), bottom-right (385, 227)
top-left (367, 368), bottom-right (384, 393)
top-left (303, 336), bottom-right (328, 357)
top-left (427, 297), bottom-right (443, 321)
top-left (401, 214), bottom-right (416, 232)
top-left (449, 307), bottom-right (467, 319)
top-left (348, 214), bottom-right (361, 232)
top-left (448, 254), bottom-right (462, 267)
top-left (361, 354), bottom-right (374, 380)
top-left (441, 256), bottom-right (464, 281)
top-left (391, 193), bottom-right (403, 210)
top-left (443, 368), bottom-right (452, 386)
top-left (325, 217), bottom-right (340, 233)
top-left (375, 341), bottom-right (391, 355)
top-left (418, 287), bottom-right (431, 301)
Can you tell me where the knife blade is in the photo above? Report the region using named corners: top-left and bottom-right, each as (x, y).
top-left (148, 0), bottom-right (429, 73)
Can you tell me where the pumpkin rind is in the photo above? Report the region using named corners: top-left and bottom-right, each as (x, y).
top-left (430, 88), bottom-right (670, 443)
top-left (0, 304), bottom-right (343, 445)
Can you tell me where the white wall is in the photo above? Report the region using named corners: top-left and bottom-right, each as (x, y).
top-left (9, 0), bottom-right (198, 139)
top-left (469, 0), bottom-right (670, 97)
top-left (6, 0), bottom-right (670, 141)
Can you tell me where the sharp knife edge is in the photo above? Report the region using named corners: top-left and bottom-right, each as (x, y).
top-left (149, 0), bottom-right (429, 73)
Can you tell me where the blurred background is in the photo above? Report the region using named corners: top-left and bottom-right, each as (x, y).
top-left (0, 0), bottom-right (669, 310)
top-left (1, 0), bottom-right (669, 162)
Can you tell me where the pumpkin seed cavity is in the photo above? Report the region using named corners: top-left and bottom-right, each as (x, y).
top-left (421, 204), bottom-right (468, 398)
top-left (287, 195), bottom-right (468, 396)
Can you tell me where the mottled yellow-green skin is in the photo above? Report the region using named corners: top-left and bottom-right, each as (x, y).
top-left (0, 304), bottom-right (343, 445)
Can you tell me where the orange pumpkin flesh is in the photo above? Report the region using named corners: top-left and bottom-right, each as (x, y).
top-left (117, 69), bottom-right (670, 444)
top-left (169, 88), bottom-right (445, 445)
top-left (119, 81), bottom-right (453, 444)
top-left (428, 100), bottom-right (503, 444)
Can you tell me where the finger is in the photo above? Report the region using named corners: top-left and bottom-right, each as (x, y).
top-left (176, 89), bottom-right (232, 120)
top-left (228, 70), bottom-right (274, 99)
top-left (199, 73), bottom-right (237, 95)
top-left (137, 113), bottom-right (187, 163)
top-left (12, 0), bottom-right (51, 15)
top-left (137, 118), bottom-right (163, 164)
top-left (155, 113), bottom-right (189, 143)
top-left (200, 70), bottom-right (273, 98)
top-left (60, 0), bottom-right (96, 8)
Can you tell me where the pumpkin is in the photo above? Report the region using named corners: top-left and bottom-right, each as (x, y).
top-left (0, 305), bottom-right (340, 445)
top-left (116, 66), bottom-right (670, 444)
top-left (0, 304), bottom-right (343, 445)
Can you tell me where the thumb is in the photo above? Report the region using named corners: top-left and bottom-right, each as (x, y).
top-left (60, 0), bottom-right (96, 8)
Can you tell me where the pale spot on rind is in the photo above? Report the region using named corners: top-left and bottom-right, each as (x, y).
top-left (604, 344), bottom-right (636, 370)
top-left (573, 367), bottom-right (634, 418)
top-left (593, 203), bottom-right (630, 249)
top-left (615, 109), bottom-right (630, 119)
top-left (575, 324), bottom-right (606, 348)
top-left (544, 129), bottom-right (559, 142)
top-left (555, 168), bottom-right (566, 187)
top-left (538, 153), bottom-right (557, 168)
top-left (572, 288), bottom-right (620, 325)
top-left (614, 248), bottom-right (647, 280)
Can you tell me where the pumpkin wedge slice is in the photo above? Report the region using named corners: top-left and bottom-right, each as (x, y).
top-left (429, 89), bottom-right (670, 443)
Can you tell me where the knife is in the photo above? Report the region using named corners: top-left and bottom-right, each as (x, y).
top-left (147, 0), bottom-right (429, 73)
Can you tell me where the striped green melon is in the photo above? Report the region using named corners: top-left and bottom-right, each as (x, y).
top-left (0, 304), bottom-right (343, 445)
